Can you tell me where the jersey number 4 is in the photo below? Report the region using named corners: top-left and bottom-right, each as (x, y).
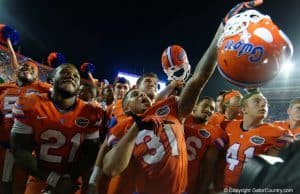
top-left (135, 124), bottom-right (179, 164)
top-left (226, 143), bottom-right (255, 171)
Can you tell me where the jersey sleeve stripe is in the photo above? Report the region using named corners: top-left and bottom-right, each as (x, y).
top-left (214, 137), bottom-right (226, 150)
top-left (107, 134), bottom-right (119, 147)
top-left (85, 130), bottom-right (100, 140)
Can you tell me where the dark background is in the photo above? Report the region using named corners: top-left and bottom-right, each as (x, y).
top-left (1, 0), bottom-right (299, 97)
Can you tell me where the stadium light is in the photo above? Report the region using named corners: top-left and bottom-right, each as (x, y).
top-left (117, 71), bottom-right (166, 92)
top-left (280, 60), bottom-right (294, 76)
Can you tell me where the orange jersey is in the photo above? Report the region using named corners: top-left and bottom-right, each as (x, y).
top-left (0, 81), bottom-right (50, 146)
top-left (108, 96), bottom-right (188, 194)
top-left (13, 93), bottom-right (105, 174)
top-left (106, 160), bottom-right (136, 194)
top-left (105, 100), bottom-right (124, 120)
top-left (208, 112), bottom-right (230, 129)
top-left (107, 99), bottom-right (127, 129)
top-left (208, 112), bottom-right (241, 129)
top-left (113, 99), bottom-right (125, 120)
top-left (273, 120), bottom-right (300, 140)
top-left (184, 115), bottom-right (228, 194)
top-left (106, 104), bottom-right (114, 120)
top-left (208, 112), bottom-right (225, 127)
top-left (224, 120), bottom-right (293, 188)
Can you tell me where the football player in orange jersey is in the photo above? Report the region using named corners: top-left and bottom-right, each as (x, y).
top-left (86, 78), bottom-right (131, 194)
top-left (273, 98), bottom-right (300, 140)
top-left (10, 64), bottom-right (106, 194)
top-left (100, 22), bottom-right (224, 194)
top-left (207, 90), bottom-right (243, 193)
top-left (209, 90), bottom-right (243, 128)
top-left (0, 40), bottom-right (51, 194)
top-left (97, 79), bottom-right (183, 194)
top-left (86, 74), bottom-right (160, 194)
top-left (184, 96), bottom-right (228, 194)
top-left (224, 91), bottom-right (294, 188)
top-left (222, 90), bottom-right (243, 121)
top-left (88, 73), bottom-right (158, 194)
top-left (86, 78), bottom-right (185, 194)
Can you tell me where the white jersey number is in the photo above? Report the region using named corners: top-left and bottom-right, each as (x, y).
top-left (3, 96), bottom-right (18, 118)
top-left (186, 136), bottom-right (202, 161)
top-left (135, 124), bottom-right (179, 164)
top-left (40, 129), bottom-right (81, 163)
top-left (226, 143), bottom-right (255, 171)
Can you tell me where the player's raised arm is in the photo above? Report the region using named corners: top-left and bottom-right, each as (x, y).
top-left (102, 122), bottom-right (139, 177)
top-left (177, 23), bottom-right (224, 120)
top-left (7, 38), bottom-right (19, 72)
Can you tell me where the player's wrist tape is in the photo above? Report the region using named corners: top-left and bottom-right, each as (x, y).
top-left (89, 166), bottom-right (100, 185)
top-left (46, 171), bottom-right (61, 187)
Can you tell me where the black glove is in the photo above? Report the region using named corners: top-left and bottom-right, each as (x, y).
top-left (125, 111), bottom-right (154, 131)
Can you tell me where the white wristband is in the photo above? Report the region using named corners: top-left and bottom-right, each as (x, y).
top-left (46, 171), bottom-right (61, 187)
top-left (89, 166), bottom-right (100, 185)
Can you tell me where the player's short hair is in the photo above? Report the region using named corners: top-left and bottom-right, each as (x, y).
top-left (122, 88), bottom-right (136, 111)
top-left (223, 90), bottom-right (242, 105)
top-left (50, 63), bottom-right (78, 79)
top-left (240, 90), bottom-right (262, 107)
top-left (217, 89), bottom-right (229, 98)
top-left (289, 97), bottom-right (300, 108)
top-left (80, 83), bottom-right (99, 97)
top-left (136, 72), bottom-right (158, 87)
top-left (113, 77), bottom-right (131, 88)
top-left (197, 96), bottom-right (214, 105)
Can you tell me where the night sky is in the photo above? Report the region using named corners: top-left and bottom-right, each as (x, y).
top-left (1, 0), bottom-right (299, 97)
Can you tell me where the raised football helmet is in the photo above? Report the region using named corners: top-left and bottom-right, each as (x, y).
top-left (217, 10), bottom-right (293, 88)
top-left (161, 45), bottom-right (191, 81)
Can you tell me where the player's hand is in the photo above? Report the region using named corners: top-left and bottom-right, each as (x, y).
top-left (223, 0), bottom-right (263, 24)
top-left (125, 111), bottom-right (151, 131)
top-left (170, 80), bottom-right (185, 88)
top-left (141, 115), bottom-right (165, 135)
top-left (126, 111), bottom-right (175, 134)
top-left (126, 111), bottom-right (174, 135)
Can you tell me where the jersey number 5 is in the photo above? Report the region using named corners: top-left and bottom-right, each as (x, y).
top-left (3, 96), bottom-right (18, 118)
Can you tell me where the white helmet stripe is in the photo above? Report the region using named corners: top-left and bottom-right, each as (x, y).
top-left (279, 30), bottom-right (294, 58)
top-left (167, 46), bottom-right (175, 67)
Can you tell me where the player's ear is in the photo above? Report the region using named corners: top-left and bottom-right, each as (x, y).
top-left (48, 68), bottom-right (57, 85)
top-left (242, 106), bottom-right (247, 115)
top-left (49, 78), bottom-right (54, 85)
top-left (287, 107), bottom-right (291, 117)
